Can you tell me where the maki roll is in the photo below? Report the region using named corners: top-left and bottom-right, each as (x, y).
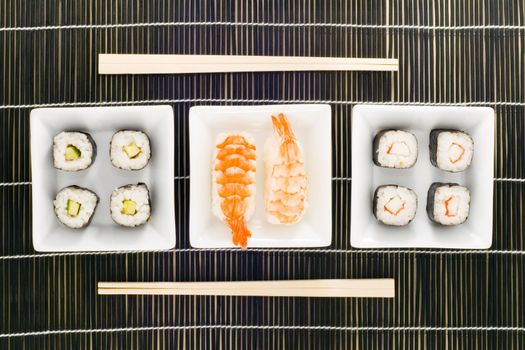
top-left (373, 130), bottom-right (418, 169)
top-left (53, 186), bottom-right (99, 228)
top-left (427, 183), bottom-right (470, 225)
top-left (429, 129), bottom-right (473, 172)
top-left (373, 185), bottom-right (417, 226)
top-left (110, 130), bottom-right (151, 170)
top-left (53, 131), bottom-right (96, 171)
top-left (110, 183), bottom-right (151, 227)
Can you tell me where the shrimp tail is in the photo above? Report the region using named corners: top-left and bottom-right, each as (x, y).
top-left (271, 113), bottom-right (300, 163)
top-left (226, 218), bottom-right (252, 249)
top-left (221, 196), bottom-right (252, 249)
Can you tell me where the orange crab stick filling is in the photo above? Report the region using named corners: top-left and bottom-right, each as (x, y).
top-left (386, 141), bottom-right (410, 156)
top-left (384, 196), bottom-right (405, 216)
top-left (449, 143), bottom-right (465, 164)
top-left (444, 196), bottom-right (459, 217)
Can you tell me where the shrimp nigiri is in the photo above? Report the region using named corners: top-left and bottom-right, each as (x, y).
top-left (264, 113), bottom-right (307, 224)
top-left (212, 133), bottom-right (256, 248)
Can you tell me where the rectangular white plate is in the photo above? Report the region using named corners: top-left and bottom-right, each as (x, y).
top-left (30, 105), bottom-right (176, 252)
top-left (189, 104), bottom-right (332, 248)
top-left (351, 105), bottom-right (494, 249)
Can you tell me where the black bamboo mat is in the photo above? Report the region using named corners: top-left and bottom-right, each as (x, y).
top-left (1, 0), bottom-right (525, 348)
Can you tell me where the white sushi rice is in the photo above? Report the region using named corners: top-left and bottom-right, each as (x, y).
top-left (374, 185), bottom-right (417, 226)
top-left (53, 132), bottom-right (95, 171)
top-left (110, 131), bottom-right (151, 170)
top-left (431, 185), bottom-right (470, 225)
top-left (53, 186), bottom-right (98, 228)
top-left (435, 131), bottom-right (473, 172)
top-left (212, 132), bottom-right (256, 221)
top-left (375, 130), bottom-right (418, 168)
top-left (110, 184), bottom-right (151, 227)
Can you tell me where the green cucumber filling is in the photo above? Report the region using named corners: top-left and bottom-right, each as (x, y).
top-left (65, 145), bottom-right (81, 161)
top-left (66, 199), bottom-right (81, 217)
top-left (121, 199), bottom-right (137, 216)
top-left (123, 143), bottom-right (142, 159)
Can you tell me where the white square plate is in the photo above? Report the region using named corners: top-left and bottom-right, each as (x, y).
top-left (30, 105), bottom-right (175, 252)
top-left (351, 105), bottom-right (494, 249)
top-left (189, 105), bottom-right (332, 248)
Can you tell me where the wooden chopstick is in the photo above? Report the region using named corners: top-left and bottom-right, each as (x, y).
top-left (98, 54), bottom-right (399, 74)
top-left (98, 279), bottom-right (395, 298)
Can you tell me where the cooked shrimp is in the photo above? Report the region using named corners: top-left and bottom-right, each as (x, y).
top-left (212, 133), bottom-right (256, 248)
top-left (264, 113), bottom-right (307, 224)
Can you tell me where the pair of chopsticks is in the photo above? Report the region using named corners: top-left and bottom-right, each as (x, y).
top-left (98, 54), bottom-right (399, 74)
top-left (98, 279), bottom-right (395, 298)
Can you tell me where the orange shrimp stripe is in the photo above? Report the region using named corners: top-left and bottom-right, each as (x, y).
top-left (214, 157), bottom-right (256, 172)
top-left (216, 135), bottom-right (256, 150)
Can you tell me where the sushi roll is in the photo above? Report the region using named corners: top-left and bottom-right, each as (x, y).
top-left (212, 132), bottom-right (256, 249)
top-left (426, 183), bottom-right (470, 225)
top-left (110, 130), bottom-right (151, 170)
top-left (373, 130), bottom-right (418, 169)
top-left (53, 131), bottom-right (96, 171)
top-left (53, 186), bottom-right (99, 228)
top-left (429, 129), bottom-right (473, 172)
top-left (110, 183), bottom-right (151, 227)
top-left (373, 185), bottom-right (417, 226)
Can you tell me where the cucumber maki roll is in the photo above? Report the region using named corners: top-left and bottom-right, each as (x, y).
top-left (53, 186), bottom-right (99, 228)
top-left (110, 130), bottom-right (151, 170)
top-left (110, 183), bottom-right (151, 227)
top-left (53, 131), bottom-right (96, 171)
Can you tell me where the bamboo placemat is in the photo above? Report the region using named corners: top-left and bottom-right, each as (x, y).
top-left (1, 0), bottom-right (524, 349)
